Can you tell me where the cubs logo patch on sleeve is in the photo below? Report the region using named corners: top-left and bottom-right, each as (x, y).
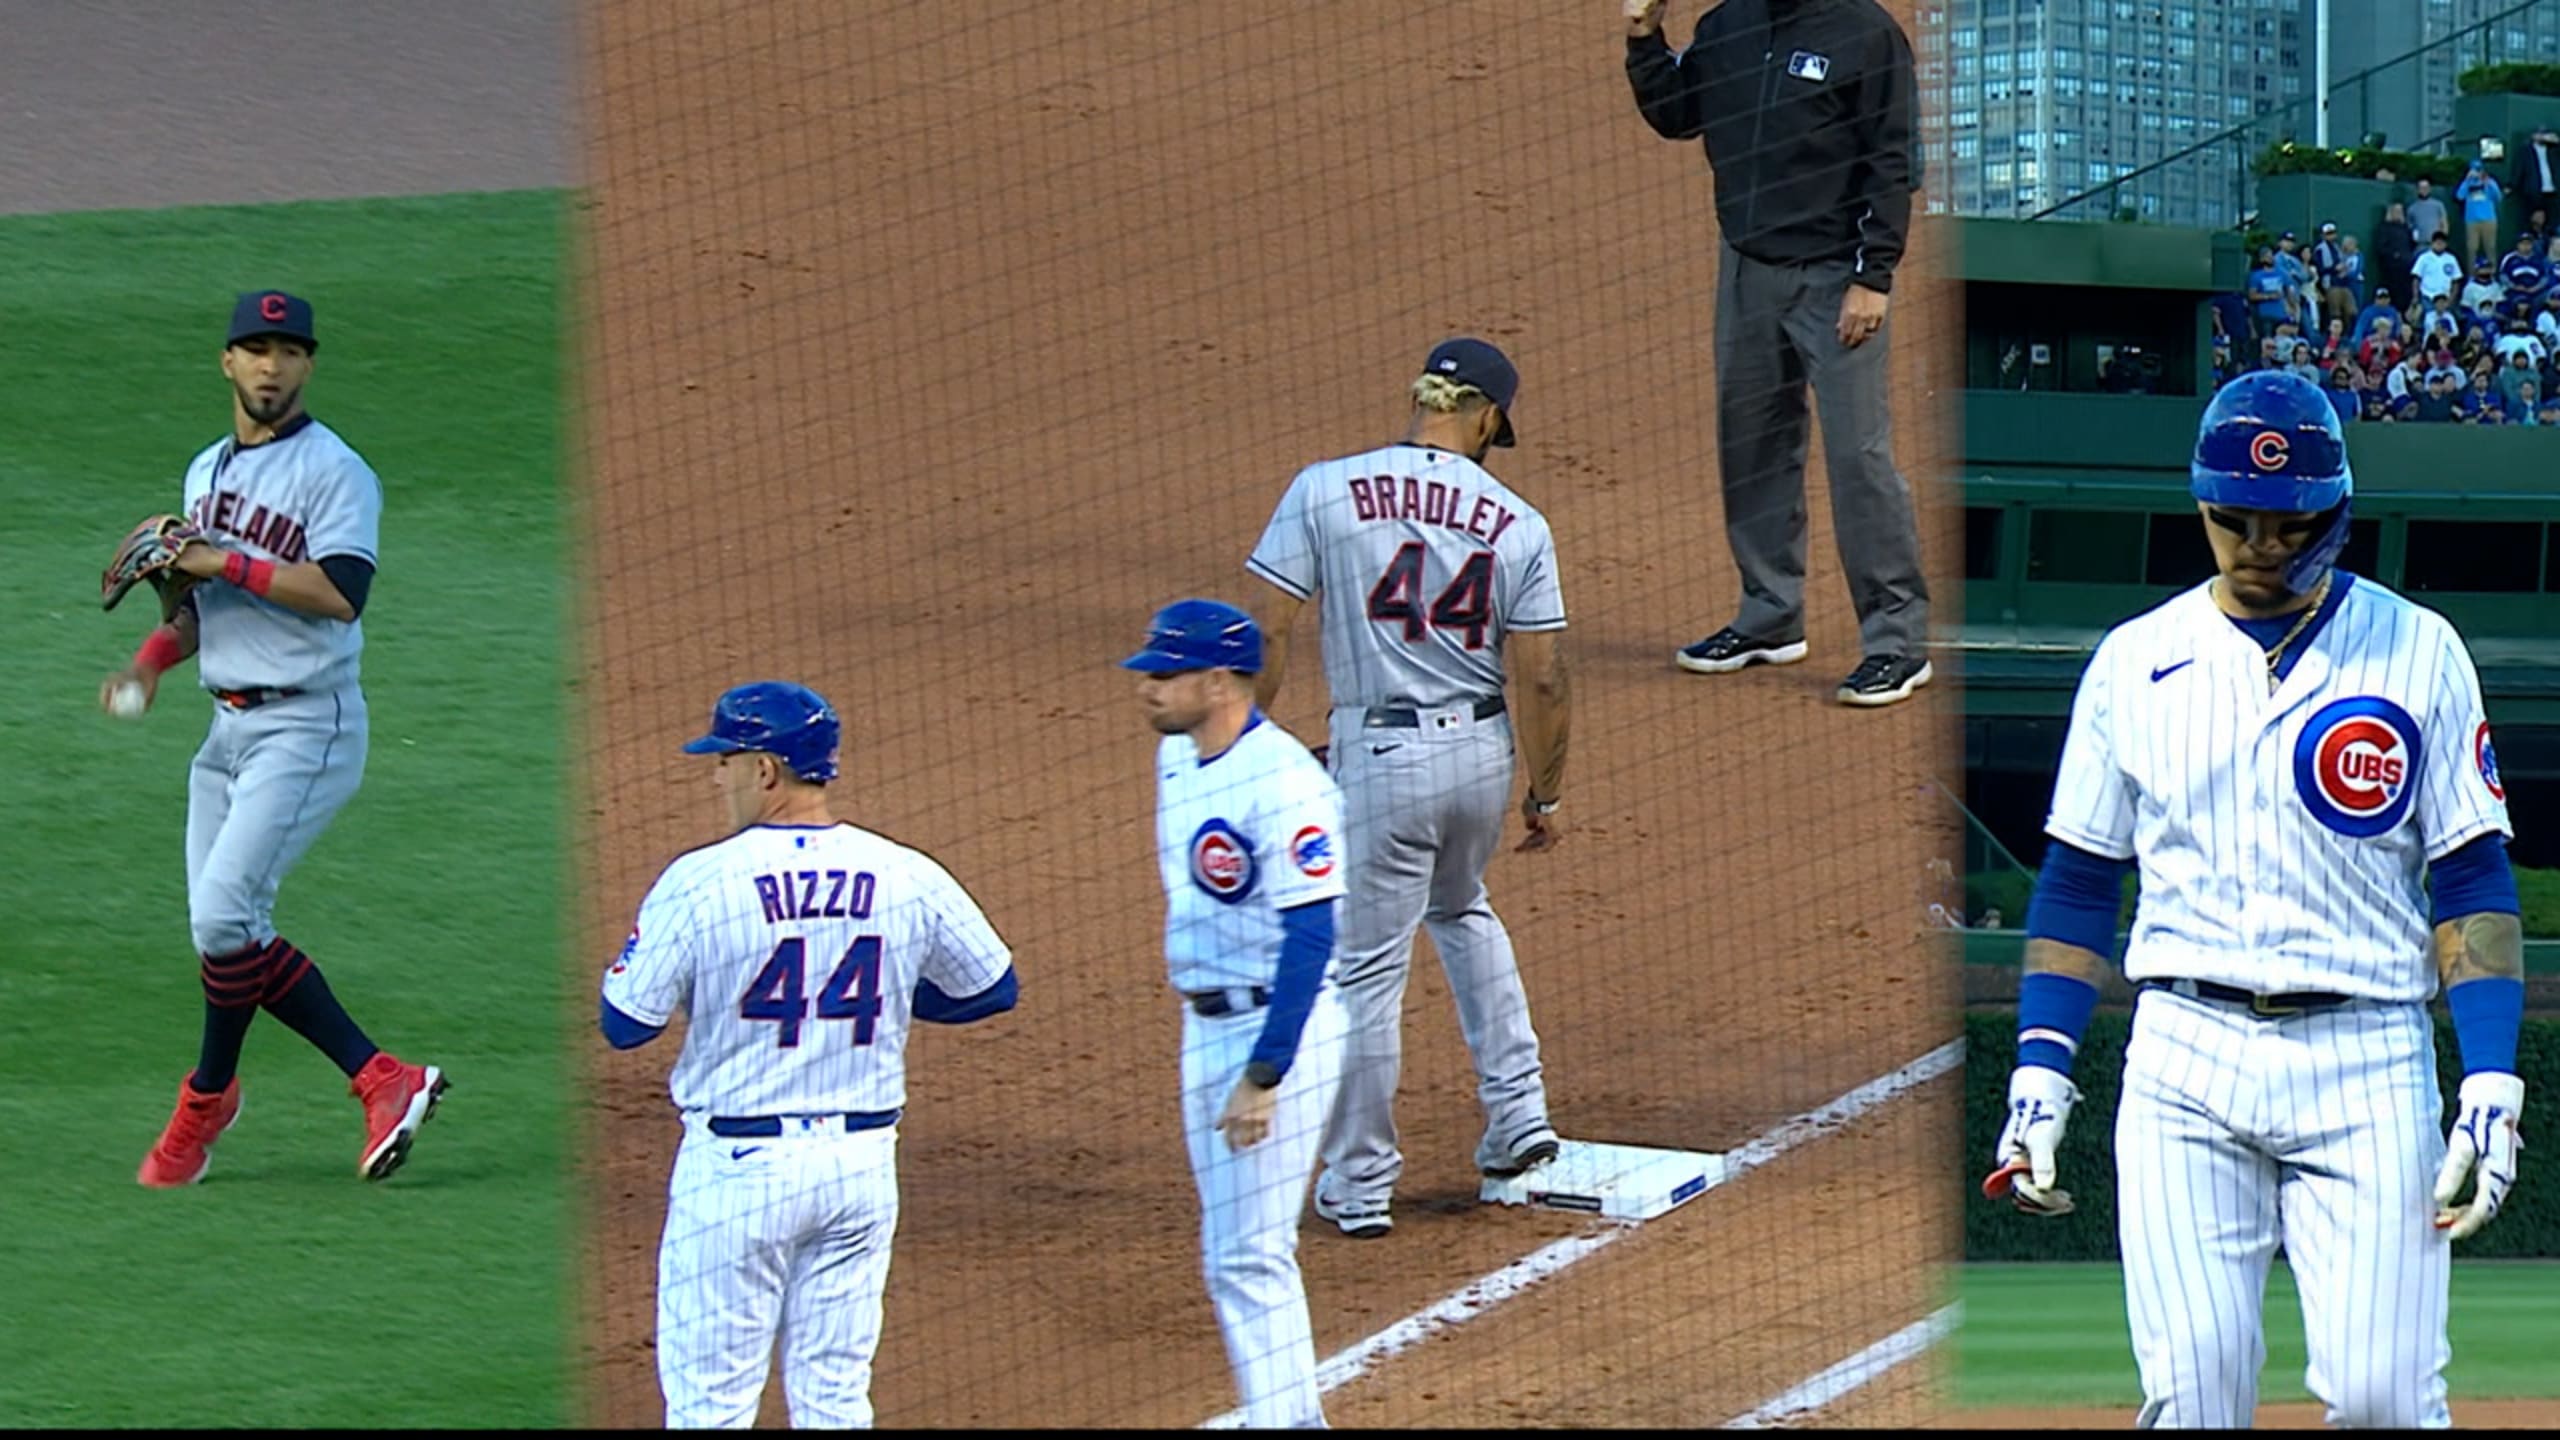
top-left (1290, 825), bottom-right (1336, 879)
top-left (2294, 696), bottom-right (2421, 837)
top-left (1189, 818), bottom-right (1257, 904)
top-left (2476, 720), bottom-right (2506, 802)
top-left (610, 927), bottom-right (637, 976)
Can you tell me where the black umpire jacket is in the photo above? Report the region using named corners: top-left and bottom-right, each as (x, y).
top-left (1625, 0), bottom-right (1918, 293)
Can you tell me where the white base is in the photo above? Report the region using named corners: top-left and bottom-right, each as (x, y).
top-left (1478, 1139), bottom-right (1725, 1222)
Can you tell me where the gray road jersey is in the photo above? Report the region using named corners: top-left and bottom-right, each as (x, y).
top-left (1249, 443), bottom-right (1565, 711)
top-left (180, 417), bottom-right (381, 693)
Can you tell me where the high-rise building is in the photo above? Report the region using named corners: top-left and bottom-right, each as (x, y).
top-left (1917, 0), bottom-right (2560, 230)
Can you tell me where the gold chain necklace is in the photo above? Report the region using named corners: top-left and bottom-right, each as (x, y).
top-left (2245, 572), bottom-right (2333, 694)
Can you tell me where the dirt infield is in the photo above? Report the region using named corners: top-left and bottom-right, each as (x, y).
top-left (578, 0), bottom-right (1961, 1426)
top-left (1951, 1399), bottom-right (2560, 1429)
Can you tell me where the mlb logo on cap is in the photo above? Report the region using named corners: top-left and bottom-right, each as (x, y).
top-left (228, 290), bottom-right (318, 352)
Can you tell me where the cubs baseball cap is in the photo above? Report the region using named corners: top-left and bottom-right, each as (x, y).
top-left (1121, 598), bottom-right (1263, 675)
top-left (1422, 336), bottom-right (1519, 447)
top-left (228, 290), bottom-right (317, 351)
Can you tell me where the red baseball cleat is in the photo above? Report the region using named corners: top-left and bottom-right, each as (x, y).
top-left (137, 1076), bottom-right (244, 1188)
top-left (350, 1053), bottom-right (448, 1181)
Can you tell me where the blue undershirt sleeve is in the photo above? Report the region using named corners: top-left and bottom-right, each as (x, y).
top-left (1249, 900), bottom-right (1334, 1083)
top-left (915, 966), bottom-right (1019, 1025)
top-left (600, 996), bottom-right (666, 1050)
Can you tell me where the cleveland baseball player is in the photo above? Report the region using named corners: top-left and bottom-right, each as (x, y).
top-left (1244, 337), bottom-right (1565, 1239)
top-left (1985, 371), bottom-right (2525, 1428)
top-left (1125, 600), bottom-right (1349, 1429)
top-left (602, 681), bottom-right (1018, 1429)
top-left (107, 291), bottom-right (445, 1188)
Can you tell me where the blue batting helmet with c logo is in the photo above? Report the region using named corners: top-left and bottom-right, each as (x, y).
top-left (1121, 598), bottom-right (1264, 675)
top-left (682, 681), bottom-right (841, 783)
top-left (2190, 371), bottom-right (2354, 593)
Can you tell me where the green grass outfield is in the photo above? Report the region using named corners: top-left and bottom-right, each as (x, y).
top-left (0, 192), bottom-right (569, 1426)
top-left (1957, 1261), bottom-right (2560, 1409)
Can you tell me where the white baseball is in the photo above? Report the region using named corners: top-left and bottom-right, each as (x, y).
top-left (108, 680), bottom-right (147, 719)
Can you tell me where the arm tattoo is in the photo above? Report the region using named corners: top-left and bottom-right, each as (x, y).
top-left (2436, 910), bottom-right (2525, 987)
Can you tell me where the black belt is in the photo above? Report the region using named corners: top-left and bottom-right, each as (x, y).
top-left (1186, 987), bottom-right (1269, 1018)
top-left (2144, 978), bottom-right (2352, 1018)
top-left (707, 1109), bottom-right (901, 1138)
top-left (1364, 696), bottom-right (1506, 728)
top-left (213, 686), bottom-right (303, 711)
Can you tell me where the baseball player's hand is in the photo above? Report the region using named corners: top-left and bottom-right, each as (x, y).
top-left (1215, 1078), bottom-right (1278, 1152)
top-left (97, 665), bottom-right (160, 716)
top-left (1984, 1064), bottom-right (2080, 1217)
top-left (2433, 1071), bottom-right (2525, 1241)
top-left (1623, 0), bottom-right (1667, 38)
top-left (1516, 799), bottom-right (1560, 853)
top-left (1838, 284), bottom-right (1890, 348)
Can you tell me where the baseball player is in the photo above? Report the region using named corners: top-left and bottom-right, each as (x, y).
top-left (1125, 600), bottom-right (1349, 1429)
top-left (1985, 371), bottom-right (2525, 1428)
top-left (1244, 337), bottom-right (1566, 1239)
top-left (102, 291), bottom-right (445, 1188)
top-left (602, 681), bottom-right (1019, 1429)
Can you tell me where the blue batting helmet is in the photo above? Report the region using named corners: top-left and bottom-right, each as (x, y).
top-left (682, 681), bottom-right (841, 783)
top-left (1120, 598), bottom-right (1263, 675)
top-left (2189, 370), bottom-right (2354, 594)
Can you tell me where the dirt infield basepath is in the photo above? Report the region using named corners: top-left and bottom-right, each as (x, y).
top-left (1953, 1399), bottom-right (2560, 1429)
top-left (579, 0), bottom-right (1962, 1427)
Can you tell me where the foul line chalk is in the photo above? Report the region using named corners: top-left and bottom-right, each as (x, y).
top-left (1719, 1302), bottom-right (1962, 1428)
top-left (1200, 1036), bottom-right (1965, 1428)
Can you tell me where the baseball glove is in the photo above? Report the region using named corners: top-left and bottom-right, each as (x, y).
top-left (101, 513), bottom-right (206, 621)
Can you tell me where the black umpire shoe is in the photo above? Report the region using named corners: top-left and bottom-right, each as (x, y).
top-left (1674, 627), bottom-right (1810, 674)
top-left (1838, 654), bottom-right (1934, 708)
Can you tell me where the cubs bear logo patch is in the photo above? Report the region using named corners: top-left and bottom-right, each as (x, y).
top-left (2476, 720), bottom-right (2505, 802)
top-left (1290, 825), bottom-right (1336, 879)
top-left (2294, 696), bottom-right (2420, 838)
top-left (1189, 818), bottom-right (1256, 904)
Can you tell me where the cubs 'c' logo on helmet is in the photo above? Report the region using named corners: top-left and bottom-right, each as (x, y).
top-left (2477, 720), bottom-right (2506, 802)
top-left (2249, 430), bottom-right (2290, 471)
top-left (1290, 825), bottom-right (1336, 879)
top-left (1189, 818), bottom-right (1257, 904)
top-left (2293, 697), bottom-right (2421, 837)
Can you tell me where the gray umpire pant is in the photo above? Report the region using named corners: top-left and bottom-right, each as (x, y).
top-left (1714, 243), bottom-right (1930, 657)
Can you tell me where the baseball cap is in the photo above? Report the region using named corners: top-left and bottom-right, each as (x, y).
top-left (228, 290), bottom-right (317, 352)
top-left (2319, 221), bottom-right (2338, 233)
top-left (682, 680), bottom-right (840, 783)
top-left (1121, 598), bottom-right (1263, 675)
top-left (1422, 336), bottom-right (1519, 447)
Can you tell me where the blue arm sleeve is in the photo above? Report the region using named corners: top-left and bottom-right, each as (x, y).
top-left (2429, 833), bottom-right (2520, 923)
top-left (2024, 840), bottom-right (2134, 958)
top-left (915, 966), bottom-right (1019, 1026)
top-left (600, 996), bottom-right (666, 1051)
top-left (1248, 900), bottom-right (1334, 1083)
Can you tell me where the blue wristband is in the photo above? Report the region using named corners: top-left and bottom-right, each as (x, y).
top-left (2016, 971), bottom-right (2101, 1078)
top-left (2446, 976), bottom-right (2525, 1078)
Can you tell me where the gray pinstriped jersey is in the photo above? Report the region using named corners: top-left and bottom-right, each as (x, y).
top-left (180, 418), bottom-right (381, 693)
top-left (1248, 443), bottom-right (1564, 711)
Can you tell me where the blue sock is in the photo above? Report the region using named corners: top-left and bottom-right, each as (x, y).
top-left (258, 941), bottom-right (381, 1079)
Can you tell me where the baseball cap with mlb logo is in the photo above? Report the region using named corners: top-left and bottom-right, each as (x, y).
top-left (228, 290), bottom-right (318, 352)
top-left (1422, 336), bottom-right (1519, 447)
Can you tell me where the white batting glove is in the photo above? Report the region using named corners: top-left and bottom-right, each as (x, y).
top-left (1986, 1065), bottom-right (2080, 1217)
top-left (2433, 1072), bottom-right (2525, 1242)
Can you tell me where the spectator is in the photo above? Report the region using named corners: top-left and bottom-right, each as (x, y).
top-left (2309, 223), bottom-right (2346, 318)
top-left (2317, 315), bottom-right (2352, 368)
top-left (2498, 231), bottom-right (2548, 315)
top-left (2256, 334), bottom-right (2284, 373)
top-left (2275, 232), bottom-right (2316, 320)
top-left (2539, 395), bottom-right (2560, 427)
top-left (2459, 322), bottom-right (2494, 373)
top-left (2361, 388), bottom-right (2395, 423)
top-left (2423, 345), bottom-right (2466, 391)
top-left (2499, 343), bottom-right (2542, 413)
top-left (2408, 176), bottom-right (2450, 249)
top-left (2423, 291), bottom-right (2464, 343)
top-left (2286, 341), bottom-right (2324, 386)
top-left (2414, 370), bottom-right (2464, 422)
top-left (2322, 361), bottom-right (2362, 424)
top-left (2513, 130), bottom-right (2559, 228)
top-left (2248, 245), bottom-right (2294, 339)
top-left (2353, 287), bottom-right (2401, 348)
top-left (2467, 366), bottom-right (2504, 420)
top-left (2461, 256), bottom-right (2505, 317)
top-left (2374, 202), bottom-right (2417, 306)
top-left (2323, 233), bottom-right (2366, 329)
top-left (2515, 379), bottom-right (2546, 424)
top-left (2413, 231), bottom-right (2463, 305)
top-left (2538, 291), bottom-right (2560, 349)
top-left (2209, 288), bottom-right (2248, 351)
top-left (2210, 339), bottom-right (2238, 387)
top-left (2387, 352), bottom-right (2426, 407)
top-left (2357, 314), bottom-right (2403, 373)
top-left (2458, 161), bottom-right (2505, 270)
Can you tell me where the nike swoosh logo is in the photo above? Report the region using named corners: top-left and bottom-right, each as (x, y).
top-left (1370, 744), bottom-right (1403, 756)
top-left (2151, 659), bottom-right (2195, 682)
top-left (730, 1146), bottom-right (764, 1160)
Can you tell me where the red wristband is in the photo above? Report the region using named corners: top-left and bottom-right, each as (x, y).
top-left (222, 551), bottom-right (276, 597)
top-left (134, 626), bottom-right (185, 679)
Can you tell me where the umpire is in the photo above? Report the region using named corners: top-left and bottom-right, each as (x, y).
top-left (1623, 0), bottom-right (1933, 707)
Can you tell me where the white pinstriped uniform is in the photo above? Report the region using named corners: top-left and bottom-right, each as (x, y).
top-left (1153, 718), bottom-right (1349, 1429)
top-left (1247, 443), bottom-right (1561, 1200)
top-left (605, 823), bottom-right (1012, 1429)
top-left (2048, 574), bottom-right (2512, 1428)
